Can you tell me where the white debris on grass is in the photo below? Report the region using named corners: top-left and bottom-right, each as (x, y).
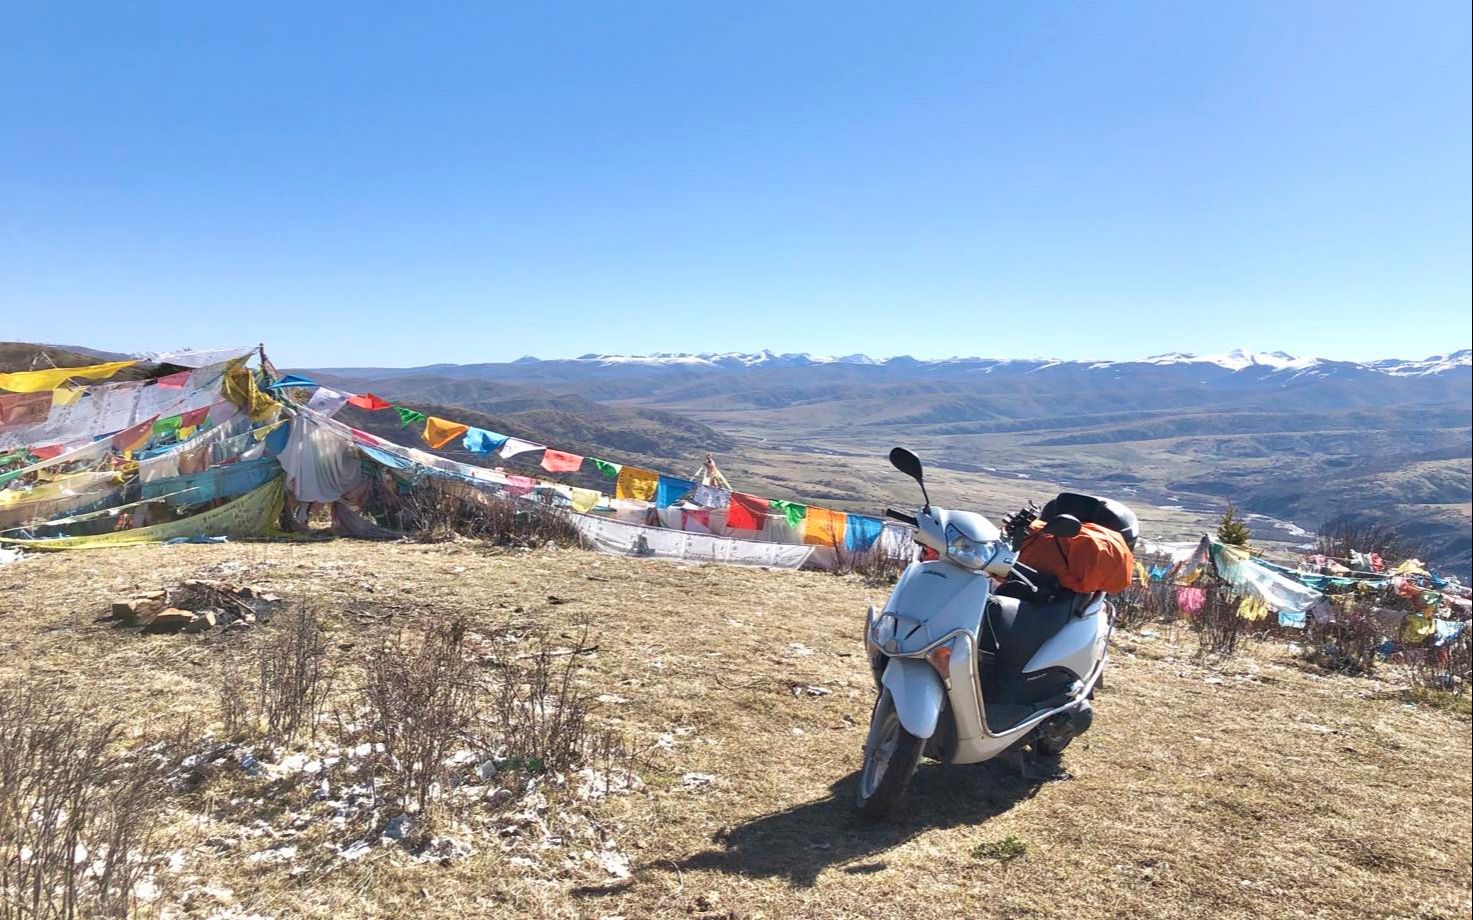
top-left (786, 642), bottom-right (816, 657)
top-left (679, 773), bottom-right (717, 790)
top-left (576, 767), bottom-right (645, 800)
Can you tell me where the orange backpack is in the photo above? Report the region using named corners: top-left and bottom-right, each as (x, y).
top-left (1018, 519), bottom-right (1135, 594)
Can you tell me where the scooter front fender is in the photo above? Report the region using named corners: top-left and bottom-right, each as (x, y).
top-left (880, 657), bottom-right (945, 739)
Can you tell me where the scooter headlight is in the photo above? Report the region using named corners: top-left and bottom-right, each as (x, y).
top-left (945, 524), bottom-right (997, 570)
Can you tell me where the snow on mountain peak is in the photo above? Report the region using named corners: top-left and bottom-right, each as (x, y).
top-left (553, 349), bottom-right (1470, 376)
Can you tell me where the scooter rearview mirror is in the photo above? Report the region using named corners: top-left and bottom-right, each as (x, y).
top-left (888, 447), bottom-right (931, 511)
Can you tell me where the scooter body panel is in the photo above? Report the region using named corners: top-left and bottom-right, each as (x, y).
top-left (880, 657), bottom-right (946, 739)
top-left (1023, 604), bottom-right (1109, 679)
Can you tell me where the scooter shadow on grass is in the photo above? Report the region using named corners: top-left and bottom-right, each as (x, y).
top-left (665, 754), bottom-right (1064, 888)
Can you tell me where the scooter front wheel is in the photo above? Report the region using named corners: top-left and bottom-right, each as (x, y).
top-left (856, 689), bottom-right (925, 820)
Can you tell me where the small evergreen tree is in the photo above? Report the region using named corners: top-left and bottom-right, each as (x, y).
top-left (1217, 502), bottom-right (1251, 546)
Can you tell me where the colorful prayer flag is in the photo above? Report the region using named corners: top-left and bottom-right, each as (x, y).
top-left (463, 428), bottom-right (508, 454)
top-left (590, 458), bottom-right (621, 479)
top-left (394, 407), bottom-right (427, 428)
top-left (727, 493), bottom-right (769, 531)
top-left (0, 359), bottom-right (137, 393)
top-left (615, 466), bottom-right (659, 502)
top-left (541, 449), bottom-right (584, 473)
top-left (423, 416), bottom-right (469, 449)
top-left (656, 475), bottom-right (694, 508)
top-left (347, 392), bottom-right (392, 411)
top-left (803, 507), bottom-right (847, 546)
top-left (770, 499), bottom-right (808, 527)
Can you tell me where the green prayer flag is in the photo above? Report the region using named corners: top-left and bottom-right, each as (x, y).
top-left (590, 458), bottom-right (621, 478)
top-left (770, 499), bottom-right (807, 527)
top-left (152, 415), bottom-right (183, 436)
top-left (394, 407), bottom-right (427, 428)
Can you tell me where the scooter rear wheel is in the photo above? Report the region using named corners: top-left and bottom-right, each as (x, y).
top-left (856, 690), bottom-right (925, 820)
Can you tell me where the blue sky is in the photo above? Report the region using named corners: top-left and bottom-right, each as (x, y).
top-left (2, 2), bottom-right (1469, 367)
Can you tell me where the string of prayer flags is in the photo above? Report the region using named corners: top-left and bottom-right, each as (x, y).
top-left (540, 449), bottom-right (584, 473)
top-left (770, 499), bottom-right (808, 527)
top-left (803, 506), bottom-right (847, 546)
top-left (727, 492), bottom-right (769, 531)
top-left (499, 438), bottom-right (545, 460)
top-left (394, 407), bottom-right (427, 428)
top-left (346, 392), bottom-right (392, 411)
top-left (463, 427), bottom-right (508, 454)
top-left (0, 359), bottom-right (137, 393)
top-left (845, 515), bottom-right (884, 552)
top-left (590, 458), bottom-right (621, 479)
top-left (655, 475), bottom-right (694, 508)
top-left (423, 416), bottom-right (469, 450)
top-left (615, 466), bottom-right (659, 502)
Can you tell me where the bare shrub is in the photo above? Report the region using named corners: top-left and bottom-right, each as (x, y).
top-left (1114, 580), bottom-right (1178, 630)
top-left (398, 479), bottom-right (583, 549)
top-left (1316, 513), bottom-right (1424, 564)
top-left (1406, 626), bottom-right (1471, 695)
top-left (256, 606), bottom-right (334, 745)
top-left (491, 626), bottom-right (596, 774)
top-left (829, 544), bottom-right (908, 585)
top-left (218, 660), bottom-right (254, 741)
top-left (358, 619), bottom-right (480, 820)
top-left (0, 683), bottom-right (170, 920)
top-left (1194, 585), bottom-right (1243, 659)
top-left (1301, 604), bottom-right (1382, 675)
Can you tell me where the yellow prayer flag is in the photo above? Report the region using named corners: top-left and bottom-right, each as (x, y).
top-left (423, 416), bottom-right (469, 450)
top-left (0, 359), bottom-right (137, 393)
top-left (221, 367), bottom-right (278, 421)
top-left (615, 466), bottom-right (659, 502)
top-left (51, 386), bottom-right (85, 407)
top-left (803, 507), bottom-right (848, 546)
top-left (1237, 596), bottom-right (1269, 621)
top-left (569, 487), bottom-right (602, 513)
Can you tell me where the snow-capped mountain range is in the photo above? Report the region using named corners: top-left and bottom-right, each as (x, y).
top-left (548, 347), bottom-right (1471, 378)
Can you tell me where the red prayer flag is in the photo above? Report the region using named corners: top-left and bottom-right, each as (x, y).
top-left (179, 406), bottom-right (210, 428)
top-left (540, 449), bottom-right (584, 473)
top-left (726, 492), bottom-right (769, 531)
top-left (347, 392), bottom-right (392, 411)
top-left (351, 428), bottom-right (384, 446)
top-left (112, 415), bottom-right (159, 452)
top-left (156, 371), bottom-right (191, 389)
top-left (30, 444), bottom-right (65, 460)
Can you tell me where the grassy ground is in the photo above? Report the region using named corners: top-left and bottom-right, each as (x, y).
top-left (1, 540), bottom-right (1469, 919)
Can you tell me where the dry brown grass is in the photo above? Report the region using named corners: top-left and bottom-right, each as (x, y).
top-left (0, 540), bottom-right (1469, 919)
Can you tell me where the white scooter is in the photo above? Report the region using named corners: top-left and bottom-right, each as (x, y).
top-left (857, 448), bottom-right (1137, 819)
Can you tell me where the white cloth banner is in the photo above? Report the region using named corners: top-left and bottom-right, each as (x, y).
top-left (571, 514), bottom-right (815, 569)
top-left (278, 410), bottom-right (365, 503)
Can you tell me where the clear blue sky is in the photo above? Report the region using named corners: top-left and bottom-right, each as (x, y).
top-left (2, 2), bottom-right (1469, 367)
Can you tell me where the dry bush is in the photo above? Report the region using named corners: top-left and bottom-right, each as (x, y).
top-left (0, 683), bottom-right (171, 920)
top-left (398, 479), bottom-right (583, 549)
top-left (1406, 627), bottom-right (1471, 695)
top-left (491, 626), bottom-right (595, 774)
top-left (1114, 580), bottom-right (1178, 630)
top-left (1301, 604), bottom-right (1382, 675)
top-left (1316, 513), bottom-right (1424, 564)
top-left (1193, 586), bottom-right (1243, 659)
top-left (828, 544), bottom-right (907, 585)
top-left (358, 619), bottom-right (480, 820)
top-left (256, 606), bottom-right (334, 745)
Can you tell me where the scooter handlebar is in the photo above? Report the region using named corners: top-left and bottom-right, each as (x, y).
top-left (885, 508), bottom-right (918, 526)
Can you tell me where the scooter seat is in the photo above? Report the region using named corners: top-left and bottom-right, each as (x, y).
top-left (982, 592), bottom-right (1076, 676)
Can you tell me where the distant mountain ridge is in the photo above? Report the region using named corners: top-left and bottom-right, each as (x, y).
top-left (492, 347), bottom-right (1473, 378)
